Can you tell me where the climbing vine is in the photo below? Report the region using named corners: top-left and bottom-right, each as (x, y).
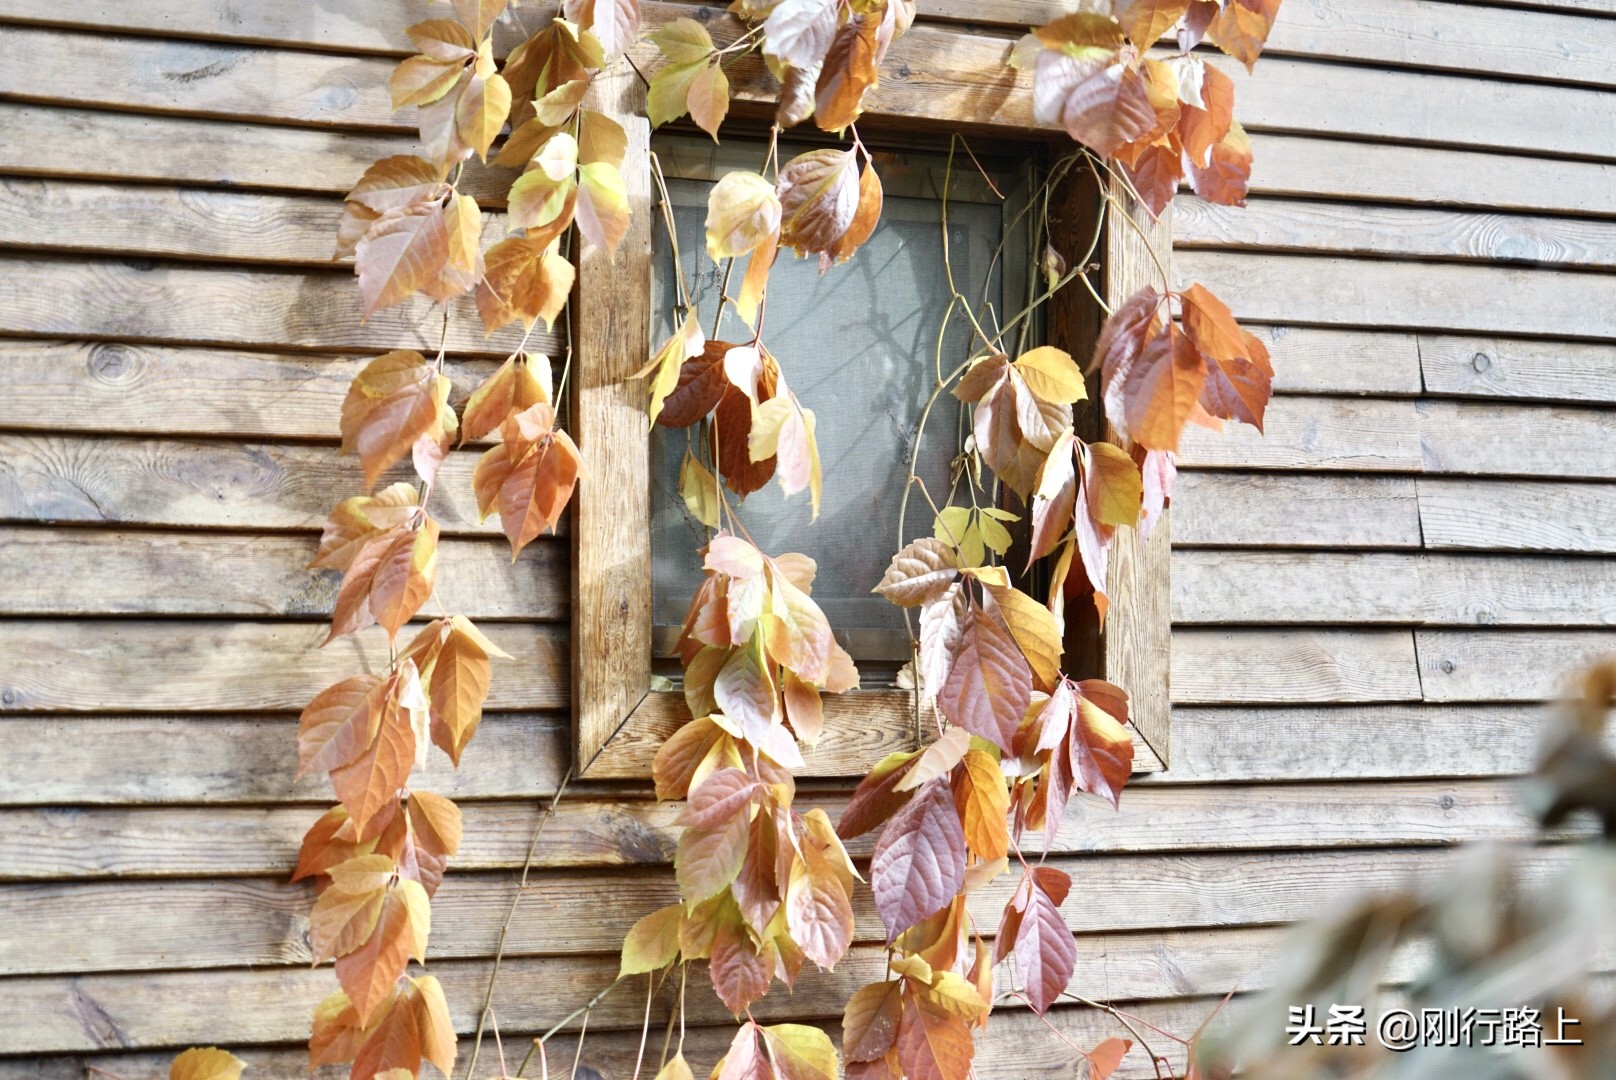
top-left (285, 0), bottom-right (1283, 1076)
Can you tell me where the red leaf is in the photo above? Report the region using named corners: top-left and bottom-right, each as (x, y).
top-left (678, 767), bottom-right (761, 828)
top-left (657, 342), bottom-right (730, 428)
top-left (1061, 63), bottom-right (1157, 158)
top-left (870, 778), bottom-right (967, 942)
top-left (843, 980), bottom-right (904, 1062)
top-left (837, 751), bottom-right (920, 840)
top-left (937, 601), bottom-right (1032, 752)
top-left (1121, 139), bottom-right (1180, 220)
top-left (710, 918), bottom-right (772, 1015)
top-left (1012, 868), bottom-right (1076, 1013)
top-left (1121, 322), bottom-right (1207, 452)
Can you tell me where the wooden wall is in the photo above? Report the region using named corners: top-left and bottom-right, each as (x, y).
top-left (0, 0), bottom-right (1613, 1076)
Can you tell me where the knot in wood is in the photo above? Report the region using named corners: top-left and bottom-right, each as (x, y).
top-left (1470, 352), bottom-right (1491, 373)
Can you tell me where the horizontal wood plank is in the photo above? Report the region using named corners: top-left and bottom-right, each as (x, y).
top-left (18, 845), bottom-right (1570, 975)
top-left (1215, 53), bottom-right (1616, 161)
top-left (0, 528), bottom-right (564, 619)
top-left (0, 434), bottom-right (492, 534)
top-left (1172, 472), bottom-right (1421, 549)
top-left (0, 620), bottom-right (567, 713)
top-left (0, 254), bottom-right (551, 356)
top-left (1172, 551), bottom-right (1616, 627)
top-left (1419, 400), bottom-right (1616, 479)
top-left (0, 714), bottom-right (568, 805)
top-left (1177, 396), bottom-right (1422, 472)
top-left (1175, 250), bottom-right (1616, 339)
top-left (1175, 195), bottom-right (1616, 269)
top-left (1417, 630), bottom-right (1616, 701)
top-left (0, 778), bottom-right (1575, 881)
top-left (1250, 325), bottom-right (1422, 395)
top-left (0, 1000), bottom-right (1218, 1080)
top-left (1171, 628), bottom-right (1422, 703)
top-left (1418, 333), bottom-right (1616, 403)
top-left (1246, 133), bottom-right (1616, 217)
top-left (1417, 478), bottom-right (1616, 553)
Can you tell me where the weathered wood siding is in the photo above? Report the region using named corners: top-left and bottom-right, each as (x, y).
top-left (0, 0), bottom-right (1612, 1076)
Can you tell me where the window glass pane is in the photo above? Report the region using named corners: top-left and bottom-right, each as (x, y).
top-left (649, 137), bottom-right (1025, 660)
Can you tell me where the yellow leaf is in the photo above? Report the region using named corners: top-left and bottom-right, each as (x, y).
top-left (706, 171), bottom-right (781, 260)
top-left (577, 160), bottom-right (630, 255)
top-left (456, 70), bottom-right (511, 161)
top-left (390, 56), bottom-right (463, 110)
top-left (652, 18), bottom-right (714, 62)
top-left (621, 903), bottom-right (684, 976)
top-left (687, 61), bottom-right (730, 140)
top-left (170, 1047), bottom-right (246, 1080)
top-left (637, 314), bottom-right (706, 426)
top-left (1014, 345), bottom-right (1087, 403)
top-left (1086, 440), bottom-right (1144, 527)
top-left (680, 449), bottom-right (721, 528)
top-left (653, 1052), bottom-right (696, 1080)
top-left (648, 60), bottom-right (703, 127)
top-left (987, 584), bottom-right (1063, 691)
top-left (927, 970), bottom-right (991, 1021)
top-left (578, 108), bottom-right (627, 166)
top-left (889, 952), bottom-right (934, 983)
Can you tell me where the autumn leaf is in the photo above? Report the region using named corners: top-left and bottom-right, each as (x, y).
top-left (829, 156), bottom-right (883, 263)
top-left (895, 727), bottom-right (972, 793)
top-left (1207, 0), bottom-right (1281, 69)
top-left (170, 1047), bottom-right (246, 1080)
top-left (870, 778), bottom-right (967, 942)
top-left (312, 484), bottom-right (421, 571)
top-left (456, 59), bottom-right (512, 161)
top-left (687, 62), bottom-right (731, 139)
top-left (937, 601), bottom-right (1032, 751)
top-left (1114, 0), bottom-right (1188, 46)
top-left (983, 584), bottom-right (1062, 693)
top-left (1178, 62), bottom-right (1233, 165)
top-left (391, 55), bottom-right (464, 109)
top-left (844, 980), bottom-right (904, 1062)
top-left (786, 841), bottom-right (855, 969)
top-left (310, 852), bottom-right (393, 963)
top-left (326, 517), bottom-right (440, 642)
top-left (876, 537), bottom-right (958, 607)
top-left (815, 12), bottom-right (880, 132)
top-left (895, 985), bottom-right (974, 1080)
top-left (707, 172), bottom-right (782, 260)
top-left (1013, 346), bottom-right (1086, 404)
top-left (764, 0), bottom-right (840, 70)
top-left (1011, 866), bottom-right (1076, 1013)
top-left (652, 17), bottom-right (715, 63)
top-left (1120, 322), bottom-right (1207, 452)
top-left (460, 355), bottom-right (551, 443)
top-left (1071, 679), bottom-right (1134, 808)
top-left (473, 405), bottom-right (583, 555)
top-left (1085, 440), bottom-right (1144, 527)
top-left (340, 350), bottom-right (451, 489)
top-left (1061, 61), bottom-right (1158, 157)
top-left (648, 60), bottom-right (704, 128)
top-left (400, 789), bottom-right (462, 895)
top-left (953, 749), bottom-right (1010, 859)
top-left (398, 615), bottom-right (508, 765)
top-left (1187, 119), bottom-right (1253, 206)
top-left (677, 802), bottom-right (751, 903)
top-left (334, 875), bottom-right (430, 1026)
top-left (354, 204), bottom-right (455, 318)
top-left (777, 148), bottom-right (859, 260)
top-left (762, 1023), bottom-right (841, 1080)
top-left (1087, 1037), bottom-right (1133, 1080)
top-left (711, 916), bottom-right (773, 1015)
top-left (1122, 139), bottom-right (1181, 220)
top-left (620, 903), bottom-right (683, 975)
top-left (476, 237), bottom-right (576, 333)
top-left (577, 160), bottom-right (630, 255)
top-left (297, 675), bottom-right (385, 780)
top-left (563, 0), bottom-right (640, 59)
top-left (838, 749), bottom-right (920, 839)
top-left (655, 1054), bottom-right (696, 1080)
top-left (329, 663), bottom-right (428, 840)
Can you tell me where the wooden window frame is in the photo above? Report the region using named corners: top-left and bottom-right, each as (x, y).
top-left (571, 64), bottom-right (1171, 781)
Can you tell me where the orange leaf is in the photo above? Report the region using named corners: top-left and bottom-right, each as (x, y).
top-left (953, 748), bottom-right (1010, 859)
top-left (1060, 61), bottom-right (1157, 158)
top-left (493, 428), bottom-right (583, 556)
top-left (815, 12), bottom-right (880, 133)
top-left (355, 205), bottom-right (453, 318)
top-left (895, 984), bottom-right (975, 1080)
top-left (1114, 0), bottom-right (1188, 46)
top-left (330, 664), bottom-right (427, 840)
top-left (1177, 63), bottom-right (1233, 166)
top-left (844, 980), bottom-right (904, 1063)
top-left (1088, 1037), bottom-right (1133, 1080)
top-left (169, 1047), bottom-right (246, 1080)
top-left (1121, 322), bottom-right (1206, 452)
top-left (459, 355), bottom-right (551, 443)
top-left (1177, 282), bottom-right (1247, 361)
top-left (476, 237), bottom-right (576, 334)
top-left (339, 351), bottom-right (450, 489)
top-left (298, 675), bottom-right (386, 780)
top-left (1207, 0), bottom-right (1280, 69)
top-left (334, 877), bottom-right (430, 1026)
top-left (310, 853), bottom-right (394, 963)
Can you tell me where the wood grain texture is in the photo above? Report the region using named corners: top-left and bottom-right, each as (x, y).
top-left (22, 843), bottom-right (1563, 975)
top-left (1170, 629), bottom-right (1422, 704)
top-left (1163, 703), bottom-right (1585, 784)
top-left (1417, 478), bottom-right (1616, 553)
top-left (0, 999), bottom-right (1219, 1080)
top-left (0, 528), bottom-right (564, 619)
top-left (1417, 630), bottom-right (1616, 702)
top-left (571, 69), bottom-right (655, 774)
top-left (0, 435), bottom-right (494, 534)
top-left (1418, 333), bottom-right (1616, 404)
top-left (1175, 195), bottom-right (1616, 269)
top-left (1419, 400), bottom-right (1616, 479)
top-left (0, 620), bottom-right (566, 713)
top-left (0, 342), bottom-right (502, 438)
top-left (0, 25), bottom-right (403, 130)
top-left (0, 778), bottom-right (1573, 881)
top-left (1176, 250), bottom-right (1615, 339)
top-left (0, 714), bottom-right (569, 805)
top-left (0, 254), bottom-right (552, 356)
top-left (1212, 53), bottom-right (1616, 161)
top-left (1098, 179), bottom-right (1174, 762)
top-left (1172, 551), bottom-right (1616, 627)
top-left (0, 179), bottom-right (348, 266)
top-left (1248, 325), bottom-right (1422, 395)
top-left (1172, 472), bottom-right (1422, 549)
top-left (1177, 396), bottom-right (1422, 472)
top-left (1244, 132), bottom-right (1616, 216)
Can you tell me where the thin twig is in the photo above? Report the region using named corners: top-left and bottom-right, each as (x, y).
top-left (463, 765), bottom-right (577, 1080)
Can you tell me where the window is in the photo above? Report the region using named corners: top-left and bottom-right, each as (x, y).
top-left (647, 135), bottom-right (1027, 670)
top-left (570, 82), bottom-right (1170, 780)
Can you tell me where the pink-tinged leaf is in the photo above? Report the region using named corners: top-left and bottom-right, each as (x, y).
top-left (676, 808), bottom-right (750, 903)
top-left (876, 537), bottom-right (959, 608)
top-left (838, 751), bottom-right (920, 840)
top-left (714, 640), bottom-right (779, 744)
top-left (894, 727), bottom-right (972, 793)
top-left (1013, 868), bottom-right (1076, 1013)
top-left (1088, 1037), bottom-right (1133, 1079)
top-left (710, 918), bottom-right (772, 1016)
top-left (1071, 680), bottom-right (1134, 808)
top-left (1138, 449), bottom-right (1176, 539)
top-left (716, 1022), bottom-right (772, 1080)
top-left (843, 980), bottom-right (904, 1062)
top-left (1071, 469), bottom-right (1114, 624)
top-left (1094, 286), bottom-right (1162, 441)
top-left (786, 843), bottom-right (855, 970)
top-left (734, 810), bottom-right (781, 934)
top-left (918, 582), bottom-right (967, 701)
top-left (678, 767), bottom-right (760, 828)
top-left (895, 987), bottom-right (974, 1080)
top-left (1029, 433), bottom-right (1077, 564)
top-left (869, 778), bottom-right (967, 942)
top-left (936, 602), bottom-right (1032, 752)
top-left (1061, 62), bottom-right (1157, 158)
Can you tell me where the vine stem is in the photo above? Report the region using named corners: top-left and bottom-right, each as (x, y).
top-left (462, 765), bottom-right (576, 1080)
